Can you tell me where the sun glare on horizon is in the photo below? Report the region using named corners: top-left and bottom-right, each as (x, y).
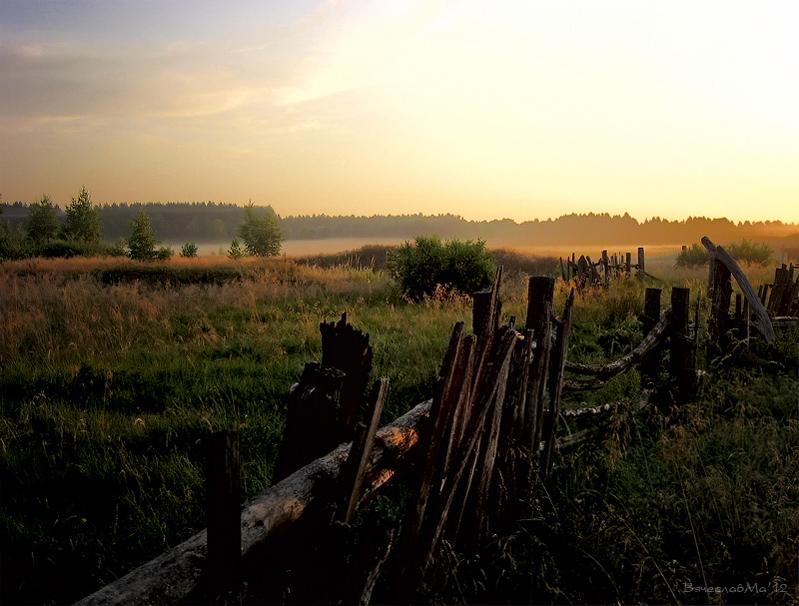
top-left (1, 0), bottom-right (798, 224)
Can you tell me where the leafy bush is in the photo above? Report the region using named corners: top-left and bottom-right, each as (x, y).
top-left (726, 239), bottom-right (774, 265)
top-left (37, 239), bottom-right (113, 259)
top-left (387, 235), bottom-right (496, 300)
top-left (0, 221), bottom-right (29, 260)
top-left (677, 239), bottom-right (774, 267)
top-left (155, 246), bottom-right (174, 261)
top-left (180, 242), bottom-right (199, 258)
top-left (675, 243), bottom-right (710, 267)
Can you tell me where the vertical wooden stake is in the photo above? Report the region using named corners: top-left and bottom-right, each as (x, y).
top-left (205, 430), bottom-right (241, 594)
top-left (640, 288), bottom-right (661, 389)
top-left (638, 247), bottom-right (645, 282)
top-left (669, 287), bottom-right (694, 396)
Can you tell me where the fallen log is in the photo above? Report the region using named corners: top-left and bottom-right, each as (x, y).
top-left (75, 399), bottom-right (432, 606)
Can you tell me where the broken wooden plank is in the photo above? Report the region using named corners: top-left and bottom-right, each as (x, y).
top-left (336, 377), bottom-right (389, 525)
top-left (702, 236), bottom-right (775, 343)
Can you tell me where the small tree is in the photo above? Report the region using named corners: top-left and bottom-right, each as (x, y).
top-left (228, 238), bottom-right (244, 260)
top-left (180, 242), bottom-right (199, 258)
top-left (63, 186), bottom-right (102, 243)
top-left (238, 202), bottom-right (283, 257)
top-left (127, 210), bottom-right (159, 261)
top-left (26, 194), bottom-right (60, 245)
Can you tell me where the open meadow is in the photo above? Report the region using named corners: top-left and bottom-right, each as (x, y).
top-left (1, 250), bottom-right (797, 605)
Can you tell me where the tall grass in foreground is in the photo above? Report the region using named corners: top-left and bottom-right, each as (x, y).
top-left (2, 255), bottom-right (796, 605)
top-left (0, 257), bottom-right (472, 604)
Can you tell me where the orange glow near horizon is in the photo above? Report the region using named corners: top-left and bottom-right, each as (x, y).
top-left (1, 1), bottom-right (798, 225)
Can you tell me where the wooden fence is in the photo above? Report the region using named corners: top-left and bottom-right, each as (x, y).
top-left (561, 247), bottom-right (648, 288)
top-left (78, 263), bottom-right (707, 605)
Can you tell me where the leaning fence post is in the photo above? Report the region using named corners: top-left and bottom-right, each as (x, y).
top-left (204, 430), bottom-right (241, 596)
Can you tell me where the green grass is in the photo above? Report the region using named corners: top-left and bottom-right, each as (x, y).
top-left (1, 253), bottom-right (796, 605)
top-left (0, 257), bottom-right (472, 604)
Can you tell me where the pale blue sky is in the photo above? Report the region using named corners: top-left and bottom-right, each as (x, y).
top-left (2, 0), bottom-right (798, 223)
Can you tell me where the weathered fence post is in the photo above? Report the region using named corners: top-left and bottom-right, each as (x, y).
top-left (669, 287), bottom-right (695, 396)
top-left (637, 247), bottom-right (645, 282)
top-left (204, 430), bottom-right (241, 599)
top-left (526, 276), bottom-right (555, 449)
top-left (639, 288), bottom-right (661, 388)
top-left (541, 289), bottom-right (574, 476)
top-left (625, 252), bottom-right (632, 275)
top-left (708, 258), bottom-right (732, 351)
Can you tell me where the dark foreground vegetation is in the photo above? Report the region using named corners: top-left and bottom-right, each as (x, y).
top-left (0, 248), bottom-right (797, 604)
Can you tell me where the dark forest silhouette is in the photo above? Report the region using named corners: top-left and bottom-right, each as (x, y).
top-left (2, 200), bottom-right (797, 250)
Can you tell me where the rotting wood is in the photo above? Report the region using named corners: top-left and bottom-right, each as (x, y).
top-left (75, 399), bottom-right (433, 606)
top-left (273, 363), bottom-right (346, 482)
top-left (702, 236), bottom-right (775, 344)
top-left (320, 312), bottom-right (373, 432)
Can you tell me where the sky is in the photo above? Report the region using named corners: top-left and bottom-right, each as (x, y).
top-left (1, 0), bottom-right (798, 224)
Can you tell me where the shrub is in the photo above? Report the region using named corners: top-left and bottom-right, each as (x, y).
top-left (0, 221), bottom-right (29, 260)
top-left (677, 239), bottom-right (774, 268)
top-left (387, 235), bottom-right (495, 300)
top-left (675, 243), bottom-right (710, 267)
top-left (180, 242), bottom-right (199, 258)
top-left (109, 237), bottom-right (128, 257)
top-left (228, 238), bottom-right (244, 260)
top-left (726, 239), bottom-right (773, 265)
top-left (155, 246), bottom-right (174, 261)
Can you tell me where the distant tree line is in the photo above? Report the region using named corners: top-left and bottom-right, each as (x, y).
top-left (3, 195), bottom-right (797, 256)
top-left (1, 191), bottom-right (283, 260)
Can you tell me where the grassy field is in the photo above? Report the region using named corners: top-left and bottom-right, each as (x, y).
top-left (1, 250), bottom-right (797, 605)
